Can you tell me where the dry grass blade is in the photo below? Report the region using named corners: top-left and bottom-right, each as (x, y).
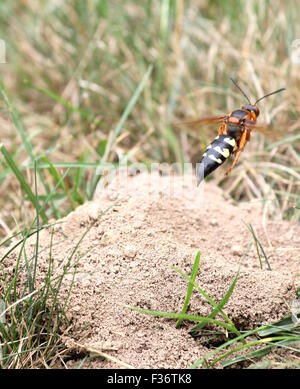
top-left (70, 341), bottom-right (135, 369)
top-left (243, 222), bottom-right (272, 270)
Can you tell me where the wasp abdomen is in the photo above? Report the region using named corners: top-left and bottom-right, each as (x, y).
top-left (197, 135), bottom-right (236, 184)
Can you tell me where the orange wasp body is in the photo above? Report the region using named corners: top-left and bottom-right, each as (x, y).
top-left (196, 78), bottom-right (285, 184)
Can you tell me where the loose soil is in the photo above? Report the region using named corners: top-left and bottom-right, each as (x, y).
top-left (2, 173), bottom-right (299, 368)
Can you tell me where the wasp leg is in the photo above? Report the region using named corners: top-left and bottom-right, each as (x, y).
top-left (246, 128), bottom-right (251, 141)
top-left (225, 130), bottom-right (248, 176)
top-left (232, 129), bottom-right (250, 155)
top-left (218, 124), bottom-right (227, 136)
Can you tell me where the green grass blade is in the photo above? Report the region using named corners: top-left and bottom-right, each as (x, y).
top-left (190, 325), bottom-right (267, 369)
top-left (221, 338), bottom-right (299, 368)
top-left (126, 305), bottom-right (237, 333)
top-left (37, 157), bottom-right (60, 218)
top-left (32, 161), bottom-right (40, 287)
top-left (41, 155), bottom-right (67, 192)
top-left (176, 250), bottom-right (201, 328)
top-left (0, 144), bottom-right (48, 223)
top-left (1, 166), bottom-right (69, 269)
top-left (40, 156), bottom-right (71, 213)
top-left (108, 63), bottom-right (152, 143)
top-left (0, 222), bottom-right (64, 266)
top-left (209, 336), bottom-right (299, 368)
top-left (190, 314), bottom-right (300, 369)
top-left (248, 223), bottom-right (262, 269)
top-left (0, 82), bottom-right (34, 159)
top-left (256, 238), bottom-right (272, 270)
top-left (24, 161), bottom-right (117, 170)
top-left (72, 153), bottom-right (89, 206)
top-left (190, 267), bottom-right (240, 336)
top-left (0, 81), bottom-right (52, 213)
top-left (221, 345), bottom-right (273, 367)
top-left (257, 315), bottom-right (297, 337)
top-left (172, 266), bottom-right (241, 338)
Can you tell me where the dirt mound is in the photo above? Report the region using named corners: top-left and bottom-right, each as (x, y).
top-left (2, 173), bottom-right (299, 368)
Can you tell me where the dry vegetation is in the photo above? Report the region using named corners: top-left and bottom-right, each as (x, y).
top-left (0, 0), bottom-right (299, 368)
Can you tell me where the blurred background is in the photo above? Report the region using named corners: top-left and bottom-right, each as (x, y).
top-left (0, 0), bottom-right (299, 238)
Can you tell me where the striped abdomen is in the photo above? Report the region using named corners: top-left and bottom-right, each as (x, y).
top-left (197, 135), bottom-right (236, 184)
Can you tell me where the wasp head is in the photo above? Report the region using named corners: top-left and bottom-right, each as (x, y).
top-left (242, 104), bottom-right (260, 119)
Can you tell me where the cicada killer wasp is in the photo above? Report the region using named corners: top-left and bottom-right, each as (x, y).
top-left (175, 78), bottom-right (286, 184)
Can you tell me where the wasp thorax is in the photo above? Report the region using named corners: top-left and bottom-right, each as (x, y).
top-left (242, 104), bottom-right (260, 117)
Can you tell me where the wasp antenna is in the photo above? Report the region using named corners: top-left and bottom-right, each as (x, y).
top-left (255, 88), bottom-right (286, 104)
top-left (229, 77), bottom-right (251, 104)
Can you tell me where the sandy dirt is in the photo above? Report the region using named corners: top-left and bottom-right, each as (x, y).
top-left (2, 173), bottom-right (299, 368)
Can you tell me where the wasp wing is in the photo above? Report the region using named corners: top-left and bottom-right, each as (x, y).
top-left (172, 115), bottom-right (226, 130)
top-left (171, 115), bottom-right (227, 141)
top-left (172, 116), bottom-right (289, 141)
top-left (244, 120), bottom-right (287, 141)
